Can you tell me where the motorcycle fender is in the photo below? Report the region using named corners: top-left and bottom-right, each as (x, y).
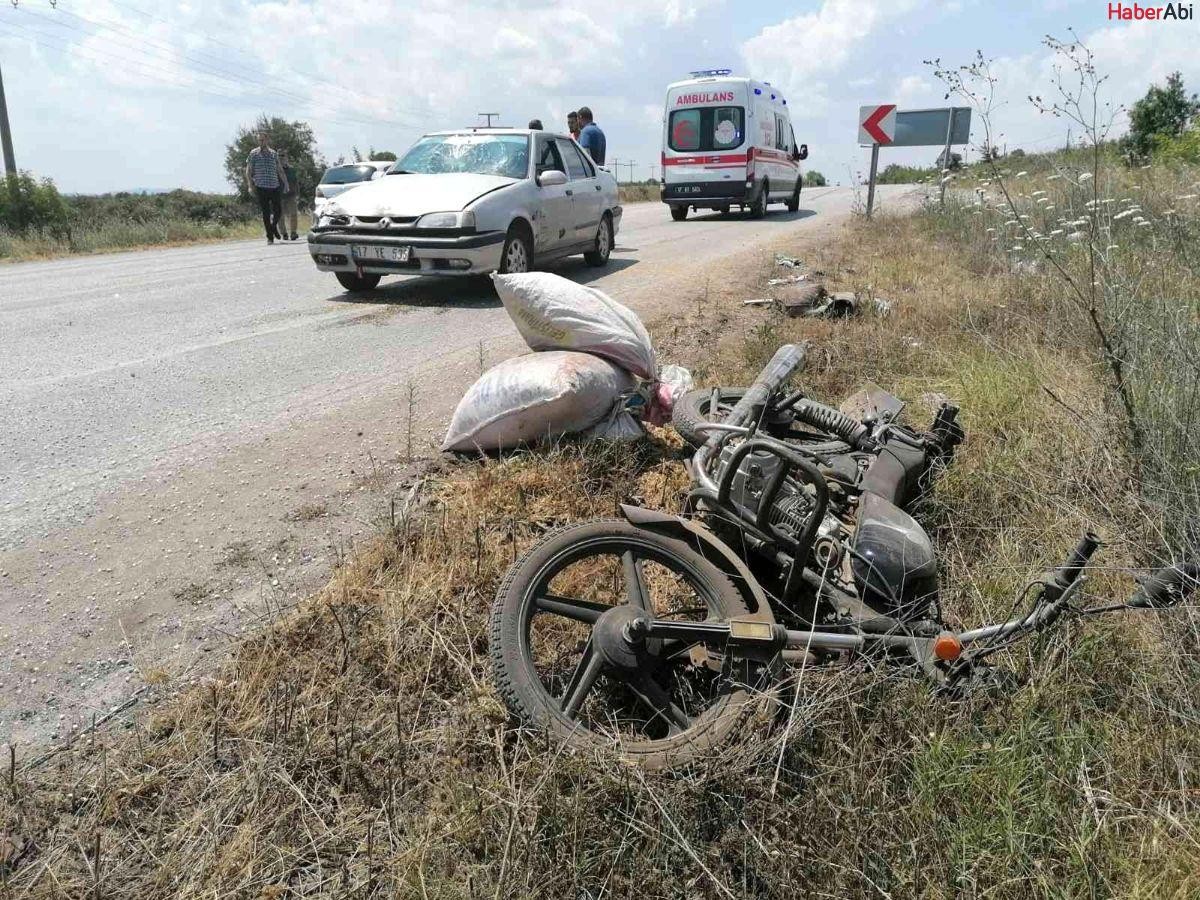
top-left (618, 504), bottom-right (776, 625)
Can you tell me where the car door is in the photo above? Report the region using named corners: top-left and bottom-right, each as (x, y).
top-left (532, 135), bottom-right (574, 253)
top-left (556, 138), bottom-right (603, 246)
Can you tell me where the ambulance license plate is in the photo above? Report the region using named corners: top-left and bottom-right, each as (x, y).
top-left (351, 244), bottom-right (411, 263)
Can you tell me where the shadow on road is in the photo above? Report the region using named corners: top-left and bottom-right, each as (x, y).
top-left (686, 208), bottom-right (818, 223)
top-left (325, 257), bottom-right (639, 309)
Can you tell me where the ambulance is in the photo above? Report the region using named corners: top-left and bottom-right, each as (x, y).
top-left (661, 69), bottom-right (807, 220)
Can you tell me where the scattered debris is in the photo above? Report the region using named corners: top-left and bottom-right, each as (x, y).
top-left (748, 281), bottom-right (895, 320)
top-left (774, 253), bottom-right (805, 269)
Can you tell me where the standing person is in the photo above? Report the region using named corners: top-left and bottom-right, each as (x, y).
top-left (566, 110), bottom-right (580, 142)
top-left (278, 148), bottom-right (299, 241)
top-left (244, 131), bottom-right (288, 244)
top-left (577, 107), bottom-right (606, 165)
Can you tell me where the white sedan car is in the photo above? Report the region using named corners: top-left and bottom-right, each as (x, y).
top-left (308, 128), bottom-right (622, 292)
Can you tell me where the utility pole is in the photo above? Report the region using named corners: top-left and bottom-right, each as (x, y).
top-left (476, 112), bottom-right (501, 128)
top-left (0, 58), bottom-right (17, 199)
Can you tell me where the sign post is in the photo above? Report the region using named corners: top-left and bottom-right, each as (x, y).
top-left (858, 104), bottom-right (971, 217)
top-left (858, 104), bottom-right (896, 217)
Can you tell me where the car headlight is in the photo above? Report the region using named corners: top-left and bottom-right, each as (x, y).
top-left (415, 210), bottom-right (476, 229)
top-left (317, 208), bottom-right (349, 228)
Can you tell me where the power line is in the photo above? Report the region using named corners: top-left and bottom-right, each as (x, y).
top-left (61, 1), bottom-right (429, 121)
top-left (0, 14), bottom-right (415, 133)
top-left (10, 4), bottom-right (417, 130)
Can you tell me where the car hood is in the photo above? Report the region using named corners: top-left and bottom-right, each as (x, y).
top-left (326, 173), bottom-right (517, 216)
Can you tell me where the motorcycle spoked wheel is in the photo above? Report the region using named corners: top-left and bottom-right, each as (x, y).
top-left (490, 518), bottom-right (770, 769)
top-left (671, 387), bottom-right (850, 452)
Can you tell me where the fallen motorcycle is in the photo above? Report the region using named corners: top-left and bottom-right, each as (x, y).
top-left (488, 344), bottom-right (1198, 768)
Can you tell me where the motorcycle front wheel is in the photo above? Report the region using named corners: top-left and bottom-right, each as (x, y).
top-left (490, 518), bottom-right (764, 769)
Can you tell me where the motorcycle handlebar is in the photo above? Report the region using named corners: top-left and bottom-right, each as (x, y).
top-left (702, 343), bottom-right (808, 449)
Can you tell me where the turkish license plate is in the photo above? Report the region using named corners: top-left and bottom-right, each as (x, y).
top-left (351, 244), bottom-right (411, 263)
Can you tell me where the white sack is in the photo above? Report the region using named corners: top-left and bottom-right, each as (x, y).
top-left (491, 272), bottom-right (657, 379)
top-left (442, 351), bottom-right (635, 452)
top-left (581, 410), bottom-right (645, 442)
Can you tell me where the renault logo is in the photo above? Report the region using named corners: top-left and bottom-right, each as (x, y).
top-left (378, 217), bottom-right (391, 229)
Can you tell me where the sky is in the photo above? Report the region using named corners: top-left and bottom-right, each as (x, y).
top-left (0, 0), bottom-right (1198, 195)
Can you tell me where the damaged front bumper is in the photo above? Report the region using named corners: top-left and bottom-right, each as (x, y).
top-left (307, 230), bottom-right (507, 276)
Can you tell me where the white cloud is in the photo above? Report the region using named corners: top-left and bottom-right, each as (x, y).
top-left (739, 0), bottom-right (925, 117)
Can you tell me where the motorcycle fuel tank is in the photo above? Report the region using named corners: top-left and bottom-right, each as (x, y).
top-left (851, 491), bottom-right (939, 620)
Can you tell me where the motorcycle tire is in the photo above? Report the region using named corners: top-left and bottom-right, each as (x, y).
top-left (490, 517), bottom-right (767, 769)
top-left (671, 387), bottom-right (849, 452)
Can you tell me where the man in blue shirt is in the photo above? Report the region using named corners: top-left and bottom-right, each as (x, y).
top-left (577, 107), bottom-right (606, 166)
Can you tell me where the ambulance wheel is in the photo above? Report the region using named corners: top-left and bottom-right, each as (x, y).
top-left (749, 182), bottom-right (768, 219)
top-left (670, 205), bottom-right (688, 222)
top-left (336, 272), bottom-right (380, 292)
top-left (718, 206), bottom-right (731, 215)
top-left (786, 181), bottom-right (801, 212)
top-left (585, 213), bottom-right (613, 266)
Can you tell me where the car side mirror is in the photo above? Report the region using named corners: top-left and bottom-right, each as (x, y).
top-left (537, 169), bottom-right (568, 187)
top-left (796, 144), bottom-right (808, 161)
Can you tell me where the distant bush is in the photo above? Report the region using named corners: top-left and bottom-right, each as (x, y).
top-left (804, 170), bottom-right (827, 186)
top-left (66, 190), bottom-right (258, 227)
top-left (1123, 72), bottom-right (1199, 160)
top-left (876, 163), bottom-right (937, 184)
top-left (1154, 128), bottom-right (1200, 164)
top-left (0, 172), bottom-right (71, 234)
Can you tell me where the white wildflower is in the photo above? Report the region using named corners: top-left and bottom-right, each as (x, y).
top-left (1078, 173), bottom-right (1093, 181)
top-left (1067, 232), bottom-right (1086, 242)
top-left (1016, 171), bottom-right (1028, 177)
top-left (1176, 194), bottom-right (1197, 201)
top-left (1049, 229), bottom-right (1064, 236)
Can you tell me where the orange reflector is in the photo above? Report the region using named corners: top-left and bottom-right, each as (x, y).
top-left (933, 633), bottom-right (963, 662)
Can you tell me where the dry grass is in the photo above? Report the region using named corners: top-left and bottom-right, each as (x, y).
top-left (0, 213), bottom-right (315, 263)
top-left (3, 204), bottom-right (1200, 898)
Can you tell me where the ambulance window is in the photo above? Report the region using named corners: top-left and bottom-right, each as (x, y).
top-left (536, 136), bottom-right (565, 175)
top-left (712, 108), bottom-right (743, 149)
top-left (555, 138), bottom-right (589, 179)
top-left (669, 107), bottom-right (744, 152)
top-left (775, 115), bottom-right (788, 151)
top-left (669, 109), bottom-right (702, 151)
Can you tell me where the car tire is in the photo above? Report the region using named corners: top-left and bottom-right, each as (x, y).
top-left (670, 205), bottom-right (688, 222)
top-left (499, 224), bottom-right (533, 274)
top-left (584, 213), bottom-right (613, 266)
top-left (335, 272), bottom-right (381, 292)
top-left (786, 179), bottom-right (801, 212)
top-left (749, 181), bottom-right (768, 219)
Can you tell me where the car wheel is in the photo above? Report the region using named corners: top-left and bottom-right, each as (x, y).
top-left (749, 181), bottom-right (768, 219)
top-left (670, 205), bottom-right (688, 222)
top-left (786, 181), bottom-right (801, 212)
top-left (584, 213), bottom-right (613, 266)
top-left (335, 272), bottom-right (381, 292)
top-left (499, 224), bottom-right (533, 274)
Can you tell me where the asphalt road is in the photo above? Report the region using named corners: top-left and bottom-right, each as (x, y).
top-left (0, 185), bottom-right (910, 745)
